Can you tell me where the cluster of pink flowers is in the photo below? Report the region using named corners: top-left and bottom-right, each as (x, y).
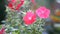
top-left (8, 0), bottom-right (50, 26)
top-left (23, 6), bottom-right (50, 25)
top-left (8, 0), bottom-right (36, 10)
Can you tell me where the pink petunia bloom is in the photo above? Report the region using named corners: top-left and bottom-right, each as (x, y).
top-left (36, 6), bottom-right (50, 18)
top-left (23, 11), bottom-right (36, 25)
top-left (0, 28), bottom-right (5, 34)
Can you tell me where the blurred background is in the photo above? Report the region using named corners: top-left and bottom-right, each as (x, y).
top-left (41, 0), bottom-right (60, 34)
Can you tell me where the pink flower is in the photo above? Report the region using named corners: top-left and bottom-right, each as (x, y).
top-left (23, 11), bottom-right (36, 25)
top-left (36, 6), bottom-right (50, 18)
top-left (0, 28), bottom-right (5, 34)
top-left (8, 2), bottom-right (14, 9)
top-left (8, 0), bottom-right (24, 10)
top-left (11, 0), bottom-right (16, 3)
top-left (16, 0), bottom-right (24, 10)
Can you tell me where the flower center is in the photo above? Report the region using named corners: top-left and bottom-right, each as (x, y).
top-left (28, 17), bottom-right (32, 20)
top-left (41, 11), bottom-right (44, 14)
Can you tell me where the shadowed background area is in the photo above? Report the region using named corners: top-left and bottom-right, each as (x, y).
top-left (0, 0), bottom-right (7, 24)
